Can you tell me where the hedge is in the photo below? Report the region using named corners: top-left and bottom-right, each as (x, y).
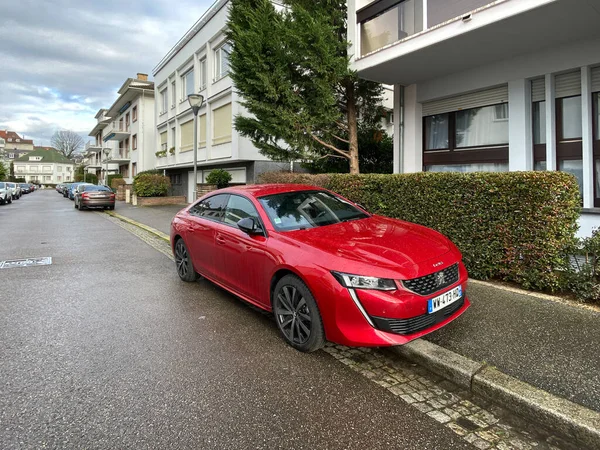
top-left (258, 171), bottom-right (581, 292)
top-left (206, 169), bottom-right (232, 189)
top-left (132, 174), bottom-right (170, 197)
top-left (107, 174), bottom-right (124, 189)
top-left (75, 173), bottom-right (98, 184)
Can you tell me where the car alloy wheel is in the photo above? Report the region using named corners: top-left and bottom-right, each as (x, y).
top-left (273, 275), bottom-right (325, 352)
top-left (174, 239), bottom-right (198, 282)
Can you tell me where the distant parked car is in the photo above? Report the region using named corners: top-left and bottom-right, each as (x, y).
top-left (62, 183), bottom-right (74, 198)
top-left (0, 182), bottom-right (12, 204)
top-left (5, 182), bottom-right (21, 200)
top-left (74, 185), bottom-right (115, 210)
top-left (68, 182), bottom-right (93, 200)
top-left (19, 183), bottom-right (31, 194)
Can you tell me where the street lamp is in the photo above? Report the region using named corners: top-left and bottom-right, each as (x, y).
top-left (103, 147), bottom-right (111, 187)
top-left (188, 93), bottom-right (205, 202)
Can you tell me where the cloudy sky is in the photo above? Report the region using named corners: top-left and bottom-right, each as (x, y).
top-left (0, 0), bottom-right (214, 146)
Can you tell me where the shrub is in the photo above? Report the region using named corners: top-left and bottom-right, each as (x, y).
top-left (133, 174), bottom-right (170, 197)
top-left (107, 174), bottom-right (124, 189)
top-left (257, 171), bottom-right (581, 292)
top-left (560, 229), bottom-right (600, 303)
top-left (75, 173), bottom-right (98, 184)
top-left (206, 169), bottom-right (232, 189)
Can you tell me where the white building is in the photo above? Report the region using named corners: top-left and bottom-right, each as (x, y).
top-left (349, 0), bottom-right (600, 236)
top-left (152, 0), bottom-right (287, 201)
top-left (86, 75), bottom-right (155, 184)
top-left (14, 148), bottom-right (75, 184)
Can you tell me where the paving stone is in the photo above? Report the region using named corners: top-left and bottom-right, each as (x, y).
top-left (446, 422), bottom-right (469, 437)
top-left (427, 410), bottom-right (452, 424)
top-left (400, 394), bottom-right (416, 404)
top-left (413, 402), bottom-right (434, 414)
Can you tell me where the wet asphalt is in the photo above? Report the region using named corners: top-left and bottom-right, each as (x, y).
top-left (0, 191), bottom-right (471, 449)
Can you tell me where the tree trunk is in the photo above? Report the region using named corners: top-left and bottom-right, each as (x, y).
top-left (346, 81), bottom-right (360, 175)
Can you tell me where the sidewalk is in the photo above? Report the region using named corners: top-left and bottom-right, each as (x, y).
top-left (109, 200), bottom-right (600, 413)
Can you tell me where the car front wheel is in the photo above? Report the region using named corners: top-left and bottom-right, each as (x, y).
top-left (174, 239), bottom-right (198, 282)
top-left (273, 275), bottom-right (325, 352)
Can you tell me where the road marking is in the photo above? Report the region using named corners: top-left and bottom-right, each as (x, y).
top-left (0, 257), bottom-right (52, 269)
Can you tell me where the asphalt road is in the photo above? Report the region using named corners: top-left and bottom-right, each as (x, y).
top-left (0, 191), bottom-right (471, 449)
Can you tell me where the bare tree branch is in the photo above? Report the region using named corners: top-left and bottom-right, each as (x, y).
top-left (51, 130), bottom-right (84, 159)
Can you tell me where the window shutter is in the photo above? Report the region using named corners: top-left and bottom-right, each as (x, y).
top-left (180, 120), bottom-right (193, 151)
top-left (531, 78), bottom-right (545, 102)
top-left (422, 85), bottom-right (508, 116)
top-left (213, 103), bottom-right (232, 145)
top-left (160, 131), bottom-right (167, 145)
top-left (555, 71), bottom-right (581, 98)
top-left (199, 115), bottom-right (207, 147)
top-left (592, 66), bottom-right (600, 93)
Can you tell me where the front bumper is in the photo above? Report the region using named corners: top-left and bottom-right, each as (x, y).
top-left (310, 262), bottom-right (470, 347)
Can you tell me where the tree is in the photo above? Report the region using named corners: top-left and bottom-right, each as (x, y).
top-left (51, 130), bottom-right (84, 159)
top-left (0, 162), bottom-right (7, 180)
top-left (228, 0), bottom-right (384, 174)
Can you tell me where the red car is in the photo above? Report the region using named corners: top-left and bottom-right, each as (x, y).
top-left (171, 184), bottom-right (469, 352)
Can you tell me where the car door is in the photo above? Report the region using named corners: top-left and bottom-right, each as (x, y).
top-left (213, 194), bottom-right (271, 306)
top-left (185, 194), bottom-right (229, 279)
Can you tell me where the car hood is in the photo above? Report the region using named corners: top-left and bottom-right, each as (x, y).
top-left (283, 216), bottom-right (455, 275)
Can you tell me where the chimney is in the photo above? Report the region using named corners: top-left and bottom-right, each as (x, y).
top-left (137, 73), bottom-right (148, 81)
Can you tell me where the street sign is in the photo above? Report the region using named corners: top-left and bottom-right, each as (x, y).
top-left (0, 257), bottom-right (52, 269)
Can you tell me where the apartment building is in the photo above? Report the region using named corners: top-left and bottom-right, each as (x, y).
top-left (349, 0), bottom-right (600, 236)
top-left (14, 148), bottom-right (74, 184)
top-left (0, 130), bottom-right (35, 169)
top-left (86, 75), bottom-right (155, 184)
top-left (152, 0), bottom-right (287, 201)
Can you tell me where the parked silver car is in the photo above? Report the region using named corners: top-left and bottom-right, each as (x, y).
top-left (5, 182), bottom-right (21, 200)
top-left (0, 182), bottom-right (12, 204)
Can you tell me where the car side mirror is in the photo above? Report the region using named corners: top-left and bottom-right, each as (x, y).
top-left (237, 217), bottom-right (263, 235)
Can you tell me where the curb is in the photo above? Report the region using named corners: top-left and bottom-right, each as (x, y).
top-left (105, 211), bottom-right (171, 243)
top-left (391, 340), bottom-right (600, 449)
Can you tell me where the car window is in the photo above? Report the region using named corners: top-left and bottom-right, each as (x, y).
top-left (259, 190), bottom-right (369, 231)
top-left (0, 183), bottom-right (4, 188)
top-left (189, 194), bottom-right (229, 221)
top-left (223, 195), bottom-right (260, 227)
top-left (84, 186), bottom-right (109, 192)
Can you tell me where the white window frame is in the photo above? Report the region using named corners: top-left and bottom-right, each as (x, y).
top-left (214, 42), bottom-right (231, 82)
top-left (199, 58), bottom-right (207, 91)
top-left (181, 69), bottom-right (195, 101)
top-left (171, 81), bottom-right (176, 108)
top-left (160, 89), bottom-right (168, 114)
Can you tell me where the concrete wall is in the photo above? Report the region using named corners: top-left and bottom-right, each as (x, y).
top-left (427, 0), bottom-right (494, 27)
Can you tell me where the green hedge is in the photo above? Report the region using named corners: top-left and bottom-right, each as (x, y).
top-left (75, 173), bottom-right (98, 184)
top-left (107, 174), bottom-right (123, 189)
top-left (258, 171), bottom-right (581, 292)
top-left (133, 174), bottom-right (170, 197)
top-left (206, 169), bottom-right (232, 189)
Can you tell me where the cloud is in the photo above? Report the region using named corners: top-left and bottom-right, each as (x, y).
top-left (0, 0), bottom-right (214, 146)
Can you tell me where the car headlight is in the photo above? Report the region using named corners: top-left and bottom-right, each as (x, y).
top-left (331, 272), bottom-right (397, 291)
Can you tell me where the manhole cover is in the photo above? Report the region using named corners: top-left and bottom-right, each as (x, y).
top-left (0, 257), bottom-right (52, 269)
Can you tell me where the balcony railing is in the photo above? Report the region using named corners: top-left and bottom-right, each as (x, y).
top-left (104, 121), bottom-right (131, 138)
top-left (85, 141), bottom-right (102, 151)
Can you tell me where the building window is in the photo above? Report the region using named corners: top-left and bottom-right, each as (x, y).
top-left (171, 81), bottom-right (176, 108)
top-left (559, 96), bottom-right (582, 141)
top-left (213, 103), bottom-right (232, 145)
top-left (57, 166), bottom-right (63, 172)
top-left (423, 103), bottom-right (509, 172)
top-left (8, 153), bottom-right (14, 158)
top-left (180, 120), bottom-right (194, 152)
top-left (160, 89), bottom-right (168, 114)
top-left (160, 131), bottom-right (168, 152)
top-left (132, 162), bottom-right (137, 177)
top-left (359, 0), bottom-right (423, 56)
top-left (170, 174), bottom-right (182, 185)
top-left (125, 112), bottom-right (130, 130)
top-left (214, 43), bottom-right (231, 81)
top-left (132, 106), bottom-right (138, 122)
top-left (593, 92), bottom-right (600, 205)
top-left (171, 127), bottom-right (176, 148)
top-left (199, 58), bottom-right (207, 90)
top-left (533, 101), bottom-right (546, 145)
top-left (181, 69), bottom-right (194, 100)
top-left (44, 176), bottom-right (51, 182)
top-left (132, 134), bottom-right (137, 150)
top-left (17, 166), bottom-right (25, 173)
top-left (42, 165), bottom-right (51, 173)
top-left (199, 114), bottom-right (207, 148)
top-left (556, 95), bottom-right (583, 198)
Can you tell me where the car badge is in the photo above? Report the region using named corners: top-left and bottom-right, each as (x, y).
top-left (435, 271), bottom-right (445, 287)
top-left (432, 261), bottom-right (444, 268)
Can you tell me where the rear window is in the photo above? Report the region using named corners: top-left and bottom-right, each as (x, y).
top-left (83, 185), bottom-right (110, 192)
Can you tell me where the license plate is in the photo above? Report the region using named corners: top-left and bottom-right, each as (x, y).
top-left (427, 285), bottom-right (462, 314)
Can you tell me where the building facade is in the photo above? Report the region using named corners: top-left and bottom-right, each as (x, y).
top-left (86, 75), bottom-right (156, 185)
top-left (0, 130), bottom-right (35, 169)
top-left (152, 0), bottom-right (287, 202)
top-left (349, 0), bottom-right (600, 236)
top-left (14, 148), bottom-right (75, 184)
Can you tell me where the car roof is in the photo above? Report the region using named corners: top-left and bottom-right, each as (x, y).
top-left (219, 184), bottom-right (326, 198)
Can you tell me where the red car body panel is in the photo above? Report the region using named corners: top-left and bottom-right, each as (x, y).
top-left (170, 184), bottom-right (470, 347)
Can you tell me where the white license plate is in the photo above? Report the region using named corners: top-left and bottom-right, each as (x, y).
top-left (427, 285), bottom-right (462, 314)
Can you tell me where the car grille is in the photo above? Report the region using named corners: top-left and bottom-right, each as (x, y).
top-left (371, 297), bottom-right (465, 336)
top-left (402, 263), bottom-right (459, 296)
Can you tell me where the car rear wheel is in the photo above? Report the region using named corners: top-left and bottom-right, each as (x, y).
top-left (174, 239), bottom-right (198, 282)
top-left (273, 275), bottom-right (325, 352)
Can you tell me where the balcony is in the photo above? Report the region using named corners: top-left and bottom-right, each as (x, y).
top-left (104, 148), bottom-right (130, 165)
top-left (103, 121), bottom-right (131, 142)
top-left (353, 0), bottom-right (600, 85)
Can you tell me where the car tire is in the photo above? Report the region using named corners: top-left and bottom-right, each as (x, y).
top-left (7, 196), bottom-right (12, 204)
top-left (273, 275), bottom-right (325, 352)
top-left (109, 206), bottom-right (115, 210)
top-left (74, 201), bottom-right (79, 209)
top-left (174, 238), bottom-right (199, 282)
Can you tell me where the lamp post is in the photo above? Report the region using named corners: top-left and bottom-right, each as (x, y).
top-left (188, 93), bottom-right (205, 202)
top-left (103, 147), bottom-right (111, 187)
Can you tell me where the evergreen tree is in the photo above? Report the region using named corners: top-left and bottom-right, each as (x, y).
top-left (228, 0), bottom-right (385, 174)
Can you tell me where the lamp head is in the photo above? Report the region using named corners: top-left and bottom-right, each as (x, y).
top-left (187, 94), bottom-right (204, 116)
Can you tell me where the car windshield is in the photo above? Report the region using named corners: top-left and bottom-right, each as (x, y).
top-left (258, 190), bottom-right (369, 231)
top-left (0, 182), bottom-right (4, 188)
top-left (19, 184), bottom-right (28, 187)
top-left (83, 185), bottom-right (110, 192)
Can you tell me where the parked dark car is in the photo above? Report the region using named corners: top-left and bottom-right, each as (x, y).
top-left (19, 183), bottom-right (31, 194)
top-left (170, 184), bottom-right (470, 352)
top-left (68, 182), bottom-right (93, 200)
top-left (62, 183), bottom-right (73, 197)
top-left (74, 185), bottom-right (115, 210)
